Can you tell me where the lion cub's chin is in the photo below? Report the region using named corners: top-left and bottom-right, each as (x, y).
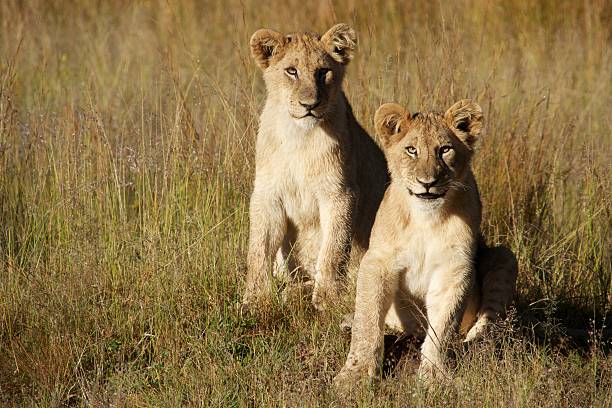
top-left (409, 194), bottom-right (446, 212)
top-left (293, 115), bottom-right (322, 131)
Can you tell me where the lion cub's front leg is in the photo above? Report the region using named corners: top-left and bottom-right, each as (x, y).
top-left (242, 188), bottom-right (287, 308)
top-left (419, 263), bottom-right (474, 378)
top-left (334, 253), bottom-right (395, 388)
top-left (311, 191), bottom-right (355, 310)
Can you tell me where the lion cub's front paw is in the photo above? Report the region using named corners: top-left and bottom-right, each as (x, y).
top-left (332, 368), bottom-right (358, 393)
top-left (311, 279), bottom-right (339, 311)
top-left (333, 352), bottom-right (379, 393)
top-left (241, 289), bottom-right (270, 314)
top-left (417, 360), bottom-right (448, 384)
top-left (333, 365), bottom-right (371, 393)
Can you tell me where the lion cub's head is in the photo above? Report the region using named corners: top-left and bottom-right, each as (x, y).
top-left (250, 24), bottom-right (357, 130)
top-left (375, 100), bottom-right (483, 209)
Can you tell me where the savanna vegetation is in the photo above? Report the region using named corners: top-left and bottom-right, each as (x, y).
top-left (0, 0), bottom-right (610, 406)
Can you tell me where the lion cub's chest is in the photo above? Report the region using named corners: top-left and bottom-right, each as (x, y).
top-left (273, 130), bottom-right (346, 225)
top-left (395, 214), bottom-right (474, 299)
top-left (282, 171), bottom-right (320, 226)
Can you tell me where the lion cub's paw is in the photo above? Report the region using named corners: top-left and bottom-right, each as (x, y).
top-left (417, 360), bottom-right (449, 384)
top-left (332, 369), bottom-right (358, 394)
top-left (311, 279), bottom-right (339, 311)
top-left (463, 315), bottom-right (490, 343)
top-left (240, 290), bottom-right (271, 315)
top-left (333, 365), bottom-right (374, 394)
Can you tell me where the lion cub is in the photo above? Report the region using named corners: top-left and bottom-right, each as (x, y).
top-left (243, 24), bottom-right (388, 310)
top-left (334, 100), bottom-right (517, 385)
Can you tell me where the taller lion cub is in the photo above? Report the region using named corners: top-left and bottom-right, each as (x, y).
top-left (243, 24), bottom-right (388, 310)
top-left (334, 100), bottom-right (517, 386)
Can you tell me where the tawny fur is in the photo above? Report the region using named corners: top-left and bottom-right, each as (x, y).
top-left (243, 24), bottom-right (388, 310)
top-left (334, 101), bottom-right (517, 387)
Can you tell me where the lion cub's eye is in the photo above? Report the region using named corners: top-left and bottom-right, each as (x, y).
top-left (285, 67), bottom-right (298, 78)
top-left (440, 145), bottom-right (453, 154)
top-left (406, 146), bottom-right (417, 156)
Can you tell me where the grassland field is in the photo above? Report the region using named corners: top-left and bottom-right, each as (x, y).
top-left (0, 0), bottom-right (610, 406)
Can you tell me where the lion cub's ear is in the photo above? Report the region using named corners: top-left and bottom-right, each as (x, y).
top-left (445, 99), bottom-right (483, 147)
top-left (250, 29), bottom-right (286, 70)
top-left (321, 23), bottom-right (357, 64)
top-left (375, 103), bottom-right (409, 147)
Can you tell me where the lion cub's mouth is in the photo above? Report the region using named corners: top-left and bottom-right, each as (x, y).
top-left (301, 112), bottom-right (321, 119)
top-left (415, 192), bottom-right (446, 200)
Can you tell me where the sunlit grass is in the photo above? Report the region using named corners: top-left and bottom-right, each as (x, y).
top-left (0, 0), bottom-right (609, 406)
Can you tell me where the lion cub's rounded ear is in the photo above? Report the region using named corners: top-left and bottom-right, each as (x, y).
top-left (321, 23), bottom-right (357, 64)
top-left (375, 103), bottom-right (409, 147)
top-left (250, 29), bottom-right (285, 70)
top-left (445, 99), bottom-right (483, 147)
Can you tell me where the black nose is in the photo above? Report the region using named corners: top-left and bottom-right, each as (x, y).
top-left (299, 100), bottom-right (320, 110)
top-left (417, 178), bottom-right (439, 190)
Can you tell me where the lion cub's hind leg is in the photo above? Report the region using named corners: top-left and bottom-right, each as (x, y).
top-left (459, 288), bottom-right (481, 337)
top-left (464, 245), bottom-right (518, 342)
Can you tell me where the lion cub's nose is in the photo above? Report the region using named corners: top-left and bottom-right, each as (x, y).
top-left (299, 100), bottom-right (320, 110)
top-left (417, 177), bottom-right (439, 190)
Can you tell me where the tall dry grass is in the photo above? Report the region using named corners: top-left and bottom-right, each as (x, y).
top-left (0, 0), bottom-right (610, 406)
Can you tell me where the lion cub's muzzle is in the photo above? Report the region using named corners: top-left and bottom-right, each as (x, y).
top-left (411, 177), bottom-right (449, 200)
top-left (289, 91), bottom-right (328, 121)
top-left (291, 102), bottom-right (325, 120)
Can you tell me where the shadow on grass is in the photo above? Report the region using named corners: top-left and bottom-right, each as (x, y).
top-left (512, 296), bottom-right (612, 356)
top-left (382, 334), bottom-right (423, 378)
top-left (379, 297), bottom-right (612, 379)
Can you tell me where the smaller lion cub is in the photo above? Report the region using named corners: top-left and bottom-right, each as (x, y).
top-left (335, 100), bottom-right (517, 386)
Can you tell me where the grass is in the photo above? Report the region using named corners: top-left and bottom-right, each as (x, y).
top-left (0, 0), bottom-right (610, 406)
